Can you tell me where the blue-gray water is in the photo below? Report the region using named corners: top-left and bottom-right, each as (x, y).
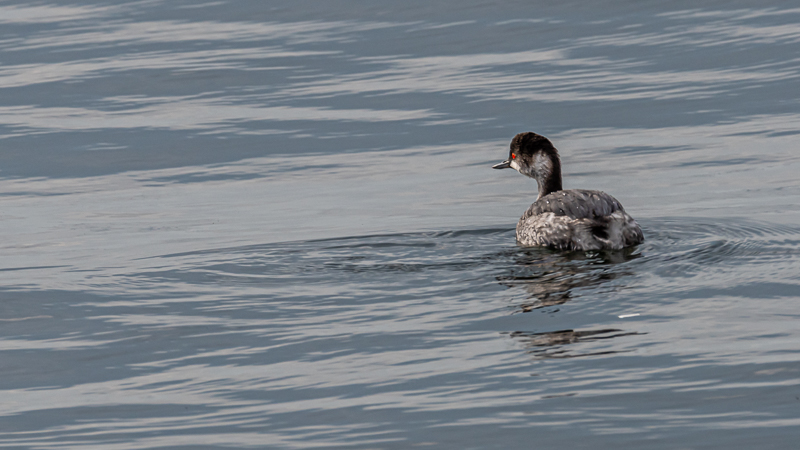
top-left (1, 1), bottom-right (800, 448)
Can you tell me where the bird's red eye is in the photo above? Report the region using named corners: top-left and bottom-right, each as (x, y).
top-left (511, 154), bottom-right (516, 159)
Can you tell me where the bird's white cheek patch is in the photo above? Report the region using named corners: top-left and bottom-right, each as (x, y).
top-left (510, 160), bottom-right (521, 171)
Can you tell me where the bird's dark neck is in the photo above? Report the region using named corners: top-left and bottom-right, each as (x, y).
top-left (538, 176), bottom-right (562, 199)
top-left (537, 156), bottom-right (562, 199)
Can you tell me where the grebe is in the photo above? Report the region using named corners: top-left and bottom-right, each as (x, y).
top-left (493, 132), bottom-right (644, 251)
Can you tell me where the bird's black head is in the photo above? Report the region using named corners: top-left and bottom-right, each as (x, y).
top-left (493, 132), bottom-right (563, 196)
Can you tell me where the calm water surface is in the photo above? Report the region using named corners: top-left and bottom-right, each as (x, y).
top-left (1, 1), bottom-right (800, 448)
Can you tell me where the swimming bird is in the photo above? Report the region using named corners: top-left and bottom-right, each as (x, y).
top-left (493, 132), bottom-right (644, 251)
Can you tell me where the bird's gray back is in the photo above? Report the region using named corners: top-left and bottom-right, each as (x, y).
top-left (522, 189), bottom-right (624, 221)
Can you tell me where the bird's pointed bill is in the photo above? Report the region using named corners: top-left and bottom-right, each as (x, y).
top-left (492, 160), bottom-right (511, 169)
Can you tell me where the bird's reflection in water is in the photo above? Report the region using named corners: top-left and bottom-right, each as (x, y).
top-left (497, 247), bottom-right (643, 358)
top-left (505, 328), bottom-right (643, 359)
top-left (496, 247), bottom-right (640, 313)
